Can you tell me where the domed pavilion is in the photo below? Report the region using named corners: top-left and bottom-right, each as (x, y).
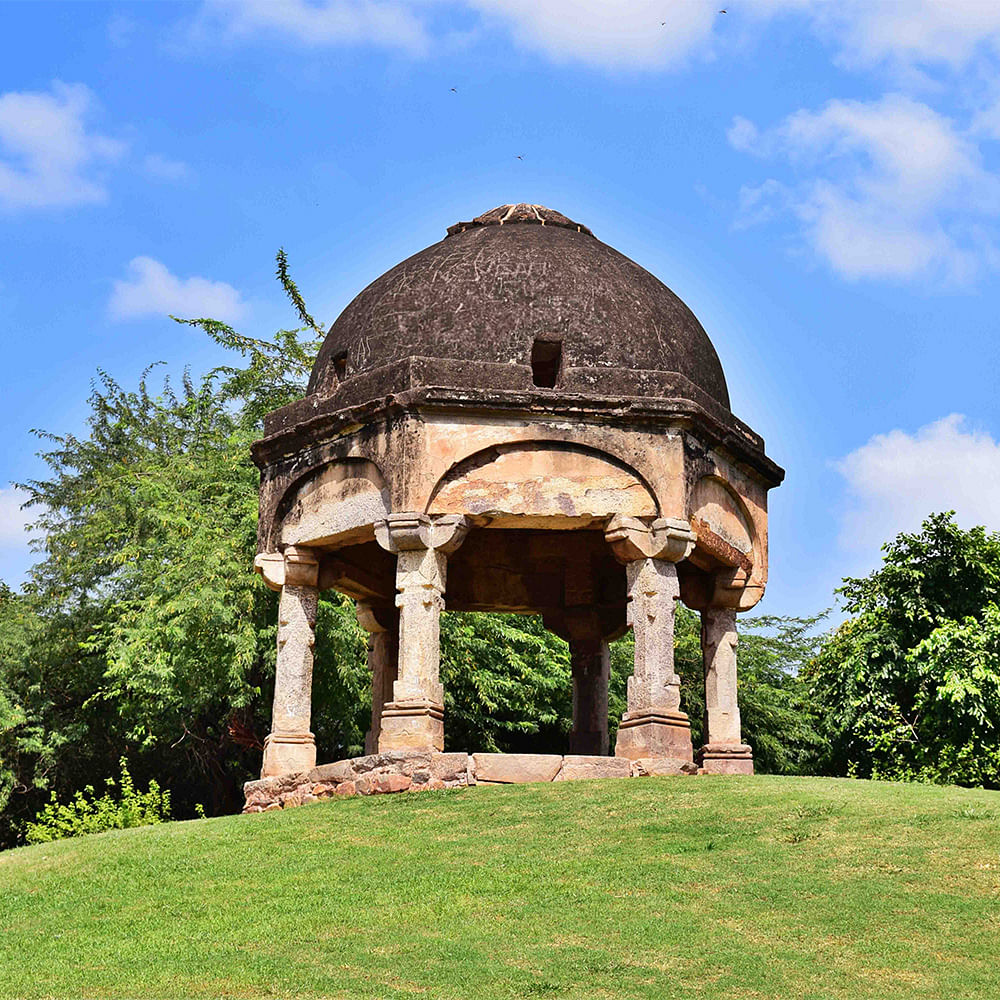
top-left (251, 203), bottom-right (784, 786)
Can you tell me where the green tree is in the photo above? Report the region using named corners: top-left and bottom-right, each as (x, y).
top-left (808, 512), bottom-right (1000, 787)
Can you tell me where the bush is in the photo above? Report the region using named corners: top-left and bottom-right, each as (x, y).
top-left (24, 758), bottom-right (171, 844)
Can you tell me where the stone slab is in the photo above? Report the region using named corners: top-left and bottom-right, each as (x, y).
top-left (554, 756), bottom-right (632, 781)
top-left (429, 752), bottom-right (471, 783)
top-left (631, 757), bottom-right (700, 777)
top-left (471, 753), bottom-right (563, 784)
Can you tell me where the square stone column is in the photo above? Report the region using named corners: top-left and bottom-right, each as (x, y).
top-left (698, 605), bottom-right (754, 774)
top-left (605, 515), bottom-right (697, 761)
top-left (260, 546), bottom-right (319, 777)
top-left (356, 602), bottom-right (399, 755)
top-left (568, 636), bottom-right (610, 756)
top-left (375, 514), bottom-right (469, 752)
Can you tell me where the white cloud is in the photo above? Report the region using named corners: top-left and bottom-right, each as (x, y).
top-left (785, 0), bottom-right (1000, 74)
top-left (468, 0), bottom-right (717, 70)
top-left (0, 487), bottom-right (31, 547)
top-left (202, 0), bottom-right (430, 53)
top-left (836, 415), bottom-right (1000, 553)
top-left (109, 257), bottom-right (247, 323)
top-left (0, 81), bottom-right (125, 210)
top-left (198, 0), bottom-right (720, 68)
top-left (143, 153), bottom-right (191, 182)
top-left (192, 1), bottom-right (1000, 76)
top-left (730, 94), bottom-right (1000, 281)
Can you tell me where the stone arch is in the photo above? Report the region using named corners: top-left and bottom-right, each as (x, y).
top-left (277, 457), bottom-right (390, 548)
top-left (687, 475), bottom-right (757, 570)
top-left (427, 441), bottom-right (659, 527)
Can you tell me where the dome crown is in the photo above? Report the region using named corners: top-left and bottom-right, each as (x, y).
top-left (308, 205), bottom-right (730, 411)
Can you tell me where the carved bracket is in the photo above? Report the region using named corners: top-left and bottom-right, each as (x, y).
top-left (375, 513), bottom-right (470, 556)
top-left (605, 514), bottom-right (696, 565)
top-left (254, 546), bottom-right (319, 592)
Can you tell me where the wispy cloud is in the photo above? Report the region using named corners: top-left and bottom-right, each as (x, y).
top-left (469, 0), bottom-right (717, 70)
top-left (836, 414), bottom-right (1000, 554)
top-left (143, 153), bottom-right (191, 182)
top-left (0, 487), bottom-right (31, 547)
top-left (0, 81), bottom-right (125, 211)
top-left (109, 257), bottom-right (247, 323)
top-left (730, 95), bottom-right (1000, 281)
top-left (200, 0), bottom-right (431, 53)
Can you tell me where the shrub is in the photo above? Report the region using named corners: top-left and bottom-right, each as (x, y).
top-left (24, 758), bottom-right (171, 844)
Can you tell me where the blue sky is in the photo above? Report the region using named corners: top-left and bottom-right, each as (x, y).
top-left (3, 1), bottom-right (1000, 620)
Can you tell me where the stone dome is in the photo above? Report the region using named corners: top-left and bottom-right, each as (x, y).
top-left (308, 204), bottom-right (731, 411)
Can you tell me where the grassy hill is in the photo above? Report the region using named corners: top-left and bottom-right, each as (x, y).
top-left (1, 775), bottom-right (999, 1000)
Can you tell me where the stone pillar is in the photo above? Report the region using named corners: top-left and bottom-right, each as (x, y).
top-left (698, 606), bottom-right (754, 774)
top-left (374, 514), bottom-right (469, 752)
top-left (260, 546), bottom-right (319, 777)
top-left (568, 636), bottom-right (610, 756)
top-left (605, 515), bottom-right (697, 761)
top-left (357, 602), bottom-right (399, 755)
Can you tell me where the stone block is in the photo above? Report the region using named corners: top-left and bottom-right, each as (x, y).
top-left (335, 780), bottom-right (356, 796)
top-left (378, 710), bottom-right (444, 753)
top-left (631, 757), bottom-right (699, 777)
top-left (697, 744), bottom-right (754, 775)
top-left (615, 712), bottom-right (694, 761)
top-left (351, 750), bottom-right (432, 776)
top-left (279, 787), bottom-right (307, 808)
top-left (308, 759), bottom-right (356, 784)
top-left (357, 773), bottom-right (412, 795)
top-left (430, 752), bottom-right (470, 783)
top-left (700, 756), bottom-right (754, 775)
top-left (554, 756), bottom-right (632, 781)
top-left (471, 753), bottom-right (563, 784)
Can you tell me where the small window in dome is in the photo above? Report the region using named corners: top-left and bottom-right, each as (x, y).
top-left (333, 350), bottom-right (348, 383)
top-left (531, 339), bottom-right (562, 388)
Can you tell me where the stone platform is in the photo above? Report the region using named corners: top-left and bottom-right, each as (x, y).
top-left (243, 750), bottom-right (706, 813)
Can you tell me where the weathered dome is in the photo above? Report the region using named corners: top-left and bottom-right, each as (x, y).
top-left (308, 203), bottom-right (731, 410)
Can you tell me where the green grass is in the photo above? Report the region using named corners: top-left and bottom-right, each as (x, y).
top-left (2, 776), bottom-right (999, 999)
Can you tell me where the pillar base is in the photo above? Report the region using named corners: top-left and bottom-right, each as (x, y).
top-left (378, 701), bottom-right (444, 752)
top-left (614, 710), bottom-right (693, 761)
top-left (697, 743), bottom-right (754, 775)
top-left (261, 731), bottom-right (316, 777)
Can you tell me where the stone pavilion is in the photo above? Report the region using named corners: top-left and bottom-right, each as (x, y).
top-left (248, 203), bottom-right (784, 801)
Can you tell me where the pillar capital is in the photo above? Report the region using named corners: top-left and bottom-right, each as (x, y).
top-left (605, 515), bottom-right (696, 565)
top-left (253, 545), bottom-right (320, 591)
top-left (375, 513), bottom-right (470, 556)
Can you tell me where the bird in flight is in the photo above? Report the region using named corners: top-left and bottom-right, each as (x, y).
top-left (718, 8), bottom-right (727, 12)
top-left (516, 155), bottom-right (523, 160)
top-left (450, 87), bottom-right (457, 92)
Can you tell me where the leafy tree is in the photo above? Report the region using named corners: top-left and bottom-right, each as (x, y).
top-left (808, 513), bottom-right (1000, 787)
top-left (441, 612), bottom-right (571, 753)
